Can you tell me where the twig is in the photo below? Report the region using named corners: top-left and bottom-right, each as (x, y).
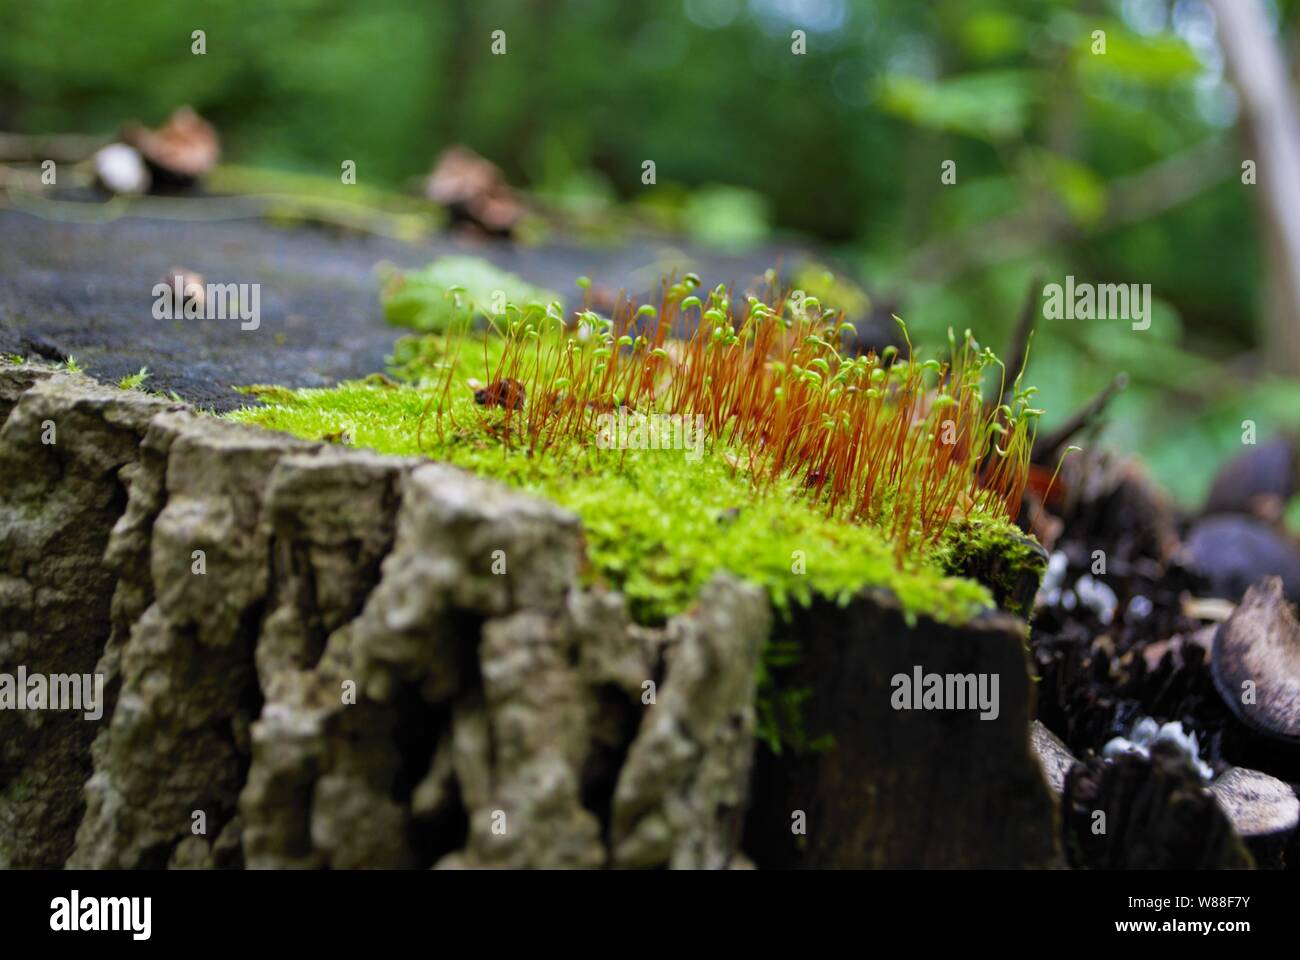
top-left (903, 137), bottom-right (1236, 287)
top-left (1032, 373), bottom-right (1128, 462)
top-left (1001, 273), bottom-right (1041, 404)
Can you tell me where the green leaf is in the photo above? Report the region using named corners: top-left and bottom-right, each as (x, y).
top-left (682, 184), bottom-right (771, 252)
top-left (877, 69), bottom-right (1038, 142)
top-left (1022, 148), bottom-right (1107, 226)
top-left (1073, 20), bottom-right (1201, 88)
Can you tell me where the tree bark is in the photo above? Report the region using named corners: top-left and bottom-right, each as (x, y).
top-left (1211, 0), bottom-right (1300, 375)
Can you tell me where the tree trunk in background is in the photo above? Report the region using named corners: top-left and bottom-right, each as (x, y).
top-left (1212, 0), bottom-right (1300, 376)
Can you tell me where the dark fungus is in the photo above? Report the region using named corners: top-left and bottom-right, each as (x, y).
top-left (1212, 577), bottom-right (1300, 741)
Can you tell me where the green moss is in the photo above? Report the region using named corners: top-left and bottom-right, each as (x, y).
top-left (385, 325), bottom-right (514, 384)
top-left (117, 367), bottom-right (149, 391)
top-left (936, 517), bottom-right (1047, 618)
top-left (228, 378), bottom-right (1020, 627)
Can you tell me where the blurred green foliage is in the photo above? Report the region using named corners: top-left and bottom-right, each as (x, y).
top-left (380, 256), bottom-right (560, 334)
top-left (3, 0), bottom-right (1299, 504)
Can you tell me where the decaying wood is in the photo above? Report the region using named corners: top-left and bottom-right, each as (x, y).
top-left (1210, 766), bottom-right (1299, 868)
top-left (746, 591), bottom-right (1062, 868)
top-left (1062, 745), bottom-right (1253, 869)
top-left (1030, 720), bottom-right (1078, 797)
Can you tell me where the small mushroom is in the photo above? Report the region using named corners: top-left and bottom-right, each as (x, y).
top-left (1184, 515), bottom-right (1300, 603)
top-left (1030, 720), bottom-right (1077, 796)
top-left (92, 143), bottom-right (150, 195)
top-left (159, 267), bottom-right (206, 315)
top-left (1203, 435), bottom-right (1297, 521)
top-left (1210, 767), bottom-right (1299, 868)
top-left (425, 145), bottom-right (522, 235)
top-left (1211, 577), bottom-right (1300, 741)
top-left (123, 106), bottom-right (220, 187)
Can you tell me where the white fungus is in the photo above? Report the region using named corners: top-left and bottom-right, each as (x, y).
top-left (1103, 716), bottom-right (1214, 780)
top-left (1074, 574), bottom-right (1118, 624)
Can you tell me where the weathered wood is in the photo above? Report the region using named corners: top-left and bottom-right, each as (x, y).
top-left (0, 366), bottom-right (771, 869)
top-left (0, 209), bottom-right (823, 411)
top-left (1031, 720), bottom-right (1078, 797)
top-left (745, 591), bottom-right (1062, 868)
top-left (1062, 745), bottom-right (1253, 869)
top-left (1211, 766), bottom-right (1299, 868)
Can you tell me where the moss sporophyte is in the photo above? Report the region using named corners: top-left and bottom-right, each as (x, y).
top-left (229, 264), bottom-right (1053, 630)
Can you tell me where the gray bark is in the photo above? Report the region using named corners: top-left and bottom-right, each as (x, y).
top-left (1212, 0), bottom-right (1300, 375)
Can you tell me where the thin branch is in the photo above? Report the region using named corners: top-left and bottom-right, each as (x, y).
top-left (1032, 373), bottom-right (1128, 462)
top-left (1001, 273), bottom-right (1041, 404)
top-left (903, 137), bottom-right (1236, 287)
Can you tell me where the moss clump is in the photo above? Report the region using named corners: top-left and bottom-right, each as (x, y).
top-left (117, 367), bottom-right (150, 391)
top-left (234, 263), bottom-right (1047, 630)
top-left (228, 380), bottom-right (1013, 627)
top-left (937, 517), bottom-right (1048, 617)
top-left (385, 323), bottom-right (514, 384)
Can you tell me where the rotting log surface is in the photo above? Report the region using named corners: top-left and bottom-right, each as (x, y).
top-left (1062, 745), bottom-right (1253, 869)
top-left (0, 208), bottom-right (813, 411)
